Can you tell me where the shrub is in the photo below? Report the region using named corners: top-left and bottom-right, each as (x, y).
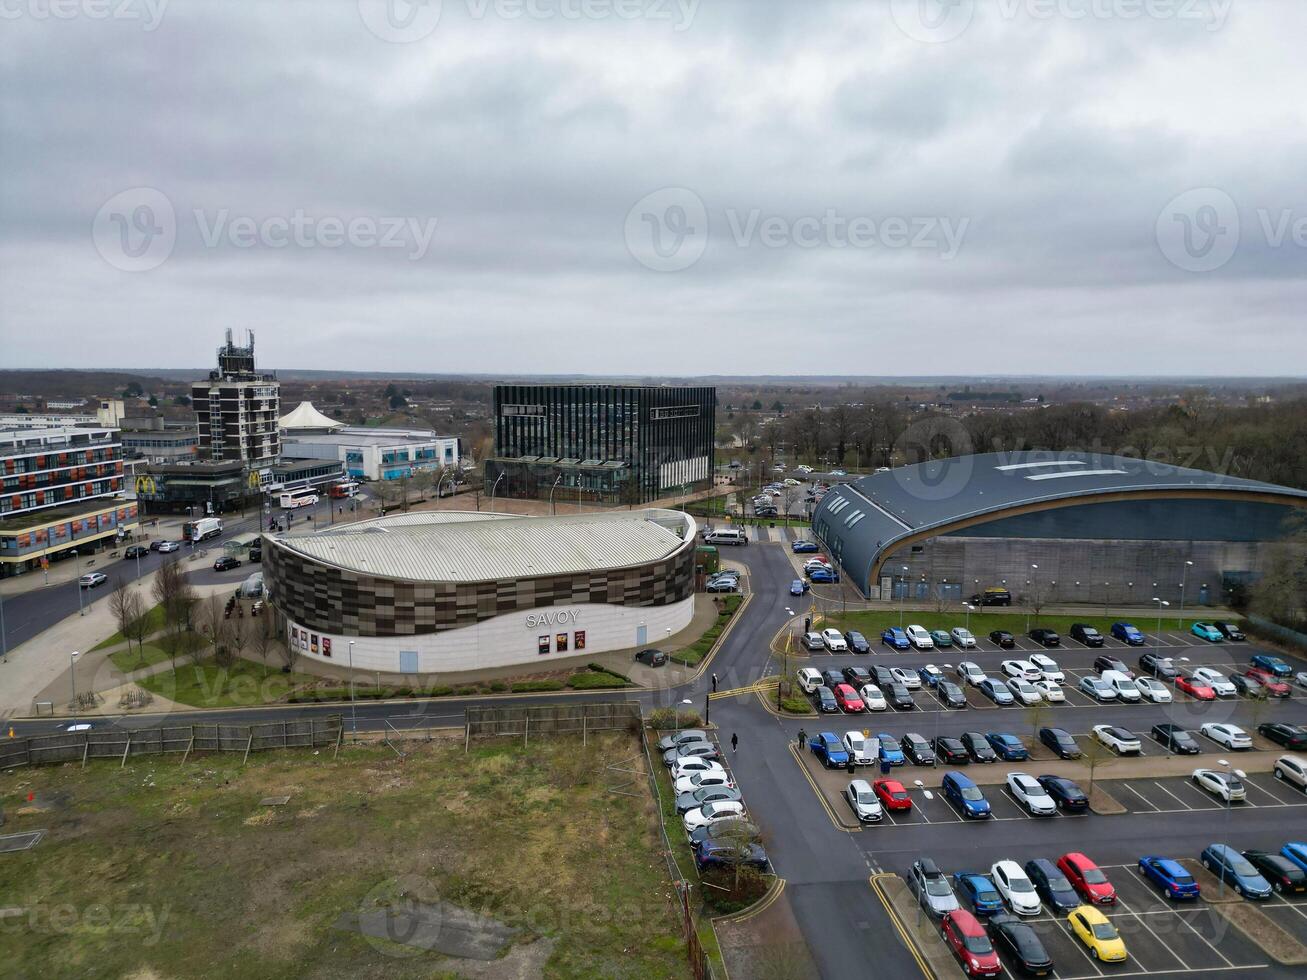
top-left (780, 695), bottom-right (812, 714)
top-left (647, 707), bottom-right (703, 729)
top-left (567, 671), bottom-right (629, 690)
top-left (510, 679), bottom-right (565, 693)
top-left (488, 681), bottom-right (509, 692)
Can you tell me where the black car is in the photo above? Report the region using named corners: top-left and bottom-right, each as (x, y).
top-left (1258, 723), bottom-right (1307, 751)
top-left (149, 539), bottom-right (166, 551)
top-left (1214, 620), bottom-right (1246, 641)
top-left (1037, 774), bottom-right (1088, 812)
top-left (872, 665), bottom-right (896, 688)
top-left (886, 683), bottom-right (916, 711)
top-left (988, 914), bottom-right (1055, 974)
top-left (1243, 851), bottom-right (1307, 894)
top-left (901, 733), bottom-right (936, 766)
top-left (635, 648), bottom-right (667, 667)
top-left (123, 544), bottom-right (149, 559)
top-left (1024, 858), bottom-right (1080, 913)
top-left (815, 686), bottom-right (839, 712)
top-left (936, 681), bottom-right (967, 709)
top-left (844, 631), bottom-right (871, 654)
top-left (933, 736), bottom-right (970, 765)
top-left (689, 818), bottom-right (760, 849)
top-left (248, 547), bottom-right (262, 563)
top-left (821, 670), bottom-right (845, 690)
top-left (1138, 651), bottom-right (1177, 680)
top-left (1093, 655), bottom-right (1132, 677)
top-left (1231, 673), bottom-right (1267, 698)
top-left (213, 556), bottom-right (241, 571)
top-left (962, 731), bottom-right (998, 763)
top-left (1029, 628), bottom-right (1060, 648)
top-left (1069, 623), bottom-right (1104, 647)
top-left (842, 666), bottom-right (872, 688)
top-left (1038, 727), bottom-right (1082, 760)
top-left (989, 630), bottom-right (1016, 649)
top-left (1151, 724), bottom-right (1201, 754)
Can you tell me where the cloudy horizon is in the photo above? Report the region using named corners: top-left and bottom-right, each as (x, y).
top-left (2, 0), bottom-right (1304, 375)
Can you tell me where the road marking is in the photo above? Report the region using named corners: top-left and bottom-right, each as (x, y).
top-left (1150, 781), bottom-right (1195, 810)
top-left (1114, 894), bottom-right (1191, 971)
top-left (1120, 782), bottom-right (1160, 811)
top-left (784, 741), bottom-right (861, 834)
top-left (867, 874), bottom-right (936, 980)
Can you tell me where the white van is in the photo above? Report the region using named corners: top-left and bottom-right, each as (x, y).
top-left (1102, 670), bottom-right (1142, 702)
top-left (705, 528), bottom-right (748, 546)
top-left (796, 667), bottom-right (823, 694)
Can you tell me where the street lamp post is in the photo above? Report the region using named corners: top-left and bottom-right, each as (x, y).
top-left (1029, 563), bottom-right (1039, 630)
top-left (899, 565), bottom-right (909, 628)
top-left (348, 640), bottom-right (357, 737)
top-left (549, 474), bottom-right (563, 516)
top-left (1152, 597), bottom-right (1169, 654)
top-left (488, 472), bottom-right (505, 510)
top-left (1179, 559), bottom-right (1194, 628)
top-left (69, 650), bottom-right (80, 724)
top-left (963, 602), bottom-right (973, 631)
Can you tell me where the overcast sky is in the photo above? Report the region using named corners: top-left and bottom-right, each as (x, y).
top-left (2, 0), bottom-right (1304, 375)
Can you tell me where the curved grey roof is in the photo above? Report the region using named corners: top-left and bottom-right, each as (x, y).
top-left (813, 452), bottom-right (1307, 592)
top-left (268, 508), bottom-right (695, 583)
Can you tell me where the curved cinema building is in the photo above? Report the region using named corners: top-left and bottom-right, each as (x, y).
top-left (812, 452), bottom-right (1307, 607)
top-left (263, 509), bottom-right (697, 674)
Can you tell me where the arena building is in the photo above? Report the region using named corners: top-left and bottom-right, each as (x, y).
top-left (263, 508), bottom-right (697, 674)
top-left (812, 452), bottom-right (1307, 608)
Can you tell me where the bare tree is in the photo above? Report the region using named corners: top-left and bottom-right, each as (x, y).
top-left (228, 611), bottom-right (249, 670)
top-left (108, 577), bottom-right (140, 661)
top-left (152, 557), bottom-right (196, 673)
top-left (1080, 736), bottom-right (1115, 800)
top-left (197, 594), bottom-right (231, 667)
top-left (124, 590), bottom-right (151, 668)
top-left (1025, 701), bottom-right (1054, 749)
top-left (252, 614), bottom-right (277, 677)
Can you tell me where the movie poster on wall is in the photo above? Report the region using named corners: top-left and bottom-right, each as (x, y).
top-left (574, 630), bottom-right (586, 650)
top-left (556, 633), bottom-right (568, 652)
top-left (537, 635), bottom-right (550, 655)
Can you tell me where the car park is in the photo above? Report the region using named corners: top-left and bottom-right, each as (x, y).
top-left (1175, 673), bottom-right (1216, 700)
top-left (1093, 725), bottom-right (1141, 756)
top-left (843, 779), bottom-right (884, 823)
top-left (1006, 678), bottom-right (1042, 705)
top-left (941, 909), bottom-right (1002, 978)
top-left (683, 801), bottom-right (746, 836)
top-left (988, 913), bottom-right (1055, 975)
top-left (962, 732), bottom-right (999, 763)
top-left (881, 627), bottom-right (911, 650)
top-left (1200, 843), bottom-right (1271, 899)
top-left (1273, 754), bottom-right (1307, 791)
top-left (821, 670), bottom-right (846, 692)
top-left (889, 666), bottom-right (922, 690)
top-left (1202, 722), bottom-right (1252, 750)
top-left (873, 778), bottom-right (912, 811)
top-left (988, 630), bottom-right (1016, 649)
top-left (1024, 858), bottom-right (1080, 913)
top-left (1028, 653), bottom-right (1063, 681)
top-left (1038, 775), bottom-right (1088, 812)
top-left (957, 662), bottom-right (987, 687)
top-left (1251, 654), bottom-right (1292, 677)
top-left (912, 858), bottom-right (960, 916)
top-left (814, 686), bottom-right (839, 713)
top-left (706, 576), bottom-right (738, 593)
top-left (674, 769), bottom-right (733, 794)
top-left (1111, 621), bottom-right (1145, 645)
top-left (1102, 671), bottom-right (1142, 702)
top-left (658, 729), bottom-right (709, 753)
top-left (1148, 724), bottom-right (1200, 756)
top-left (1259, 724), bottom-right (1307, 751)
top-left (950, 627), bottom-right (977, 649)
top-left (694, 838), bottom-right (768, 872)
top-left (844, 630), bottom-right (870, 654)
top-left (841, 666), bottom-right (872, 688)
top-left (1137, 856), bottom-right (1201, 900)
top-left (927, 630), bottom-right (952, 650)
top-left (833, 684), bottom-right (864, 713)
top-left (1092, 655), bottom-right (1132, 677)
top-left (635, 648), bottom-right (667, 667)
top-left (1028, 628), bottom-right (1060, 648)
top-left (990, 861), bottom-right (1041, 916)
top-left (821, 629), bottom-right (847, 652)
top-left (843, 731), bottom-right (877, 765)
top-left (1068, 906), bottom-right (1127, 962)
top-left (934, 737), bottom-right (970, 766)
top-left (1214, 620), bottom-right (1246, 641)
top-left (1059, 853), bottom-right (1116, 905)
top-left (1134, 677), bottom-right (1171, 703)
top-left (936, 681), bottom-right (967, 709)
top-left (791, 539), bottom-right (819, 553)
top-left (876, 734), bottom-right (906, 766)
top-left (1243, 851), bottom-right (1307, 894)
top-left (885, 683), bottom-right (916, 710)
top-left (953, 873), bottom-right (1004, 916)
top-left (1191, 768), bottom-right (1245, 803)
top-left (671, 757), bottom-right (726, 780)
top-left (1137, 651), bottom-right (1177, 680)
top-left (1231, 673), bottom-right (1267, 698)
top-left (1246, 667), bottom-right (1292, 697)
top-left (1039, 727), bottom-right (1081, 760)
top-left (809, 568), bottom-right (838, 584)
top-left (1193, 667), bottom-right (1237, 696)
top-left (789, 579), bottom-right (809, 596)
top-left (858, 684), bottom-right (888, 712)
top-left (809, 732), bottom-right (851, 769)
top-left (1191, 621), bottom-right (1224, 642)
top-left (901, 733), bottom-right (935, 766)
top-left (987, 733), bottom-right (1029, 761)
top-left (905, 625), bottom-right (934, 650)
top-left (1283, 843), bottom-right (1307, 873)
top-left (663, 742), bottom-right (720, 767)
top-left (917, 664), bottom-right (945, 688)
top-left (1069, 623), bottom-right (1104, 647)
top-left (1077, 676), bottom-right (1117, 702)
top-left (978, 679), bottom-right (1014, 706)
top-left (675, 785), bottom-right (743, 815)
top-left (1031, 679), bottom-right (1065, 702)
top-left (795, 667), bottom-right (823, 694)
top-left (1000, 659), bottom-right (1040, 681)
top-left (78, 571), bottom-right (108, 589)
top-left (688, 817), bottom-right (759, 851)
top-left (802, 632), bottom-right (826, 652)
top-left (1007, 772), bottom-right (1056, 815)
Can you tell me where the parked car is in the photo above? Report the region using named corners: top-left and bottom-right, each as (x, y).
top-left (821, 628), bottom-right (848, 652)
top-left (814, 686), bottom-right (839, 713)
top-left (1024, 858), bottom-right (1080, 913)
top-left (1093, 655), bottom-right (1133, 678)
top-left (842, 666), bottom-right (872, 687)
top-left (987, 913), bottom-right (1055, 975)
top-left (1006, 678), bottom-right (1042, 706)
top-left (1028, 653), bottom-right (1063, 681)
top-left (843, 779), bottom-right (884, 823)
top-left (844, 630), bottom-right (870, 654)
top-left (1282, 842), bottom-right (1307, 874)
top-left (78, 571), bottom-right (108, 589)
top-left (1191, 667), bottom-right (1236, 697)
top-left (1102, 671), bottom-right (1142, 703)
top-left (901, 733), bottom-right (935, 766)
top-left (1032, 679), bottom-right (1065, 702)
top-left (905, 625), bottom-right (934, 650)
top-left (873, 778), bottom-right (913, 811)
top-left (1273, 754), bottom-right (1307, 791)
top-left (809, 732), bottom-right (851, 769)
top-left (1039, 727), bottom-right (1082, 760)
top-left (876, 734), bottom-right (906, 767)
top-left (990, 861), bottom-right (1041, 916)
top-left (675, 785), bottom-right (743, 815)
top-left (988, 630), bottom-right (1016, 649)
top-left (962, 732), bottom-right (998, 762)
top-left (888, 666), bottom-right (922, 691)
top-left (1175, 673), bottom-right (1216, 700)
top-left (933, 737), bottom-right (970, 766)
top-left (986, 733), bottom-right (1029, 761)
top-left (635, 648), bottom-right (667, 667)
top-left (936, 681), bottom-right (967, 709)
top-left (1231, 673), bottom-right (1267, 698)
top-left (694, 838), bottom-right (768, 872)
top-left (950, 627), bottom-right (977, 649)
top-left (1200, 843), bottom-right (1271, 899)
top-left (1070, 623), bottom-right (1104, 647)
top-left (1242, 851), bottom-right (1307, 895)
top-left (957, 662), bottom-right (987, 687)
top-left (1078, 676), bottom-right (1117, 702)
top-left (912, 858), bottom-right (960, 917)
top-left (1038, 775), bottom-right (1088, 812)
top-left (1134, 677), bottom-right (1172, 703)
top-left (940, 910), bottom-right (1002, 978)
top-left (801, 632), bottom-right (825, 652)
top-left (1191, 768), bottom-right (1245, 803)
top-left (809, 568), bottom-right (838, 584)
top-left (706, 577), bottom-right (738, 593)
top-left (1138, 856), bottom-right (1201, 900)
top-left (671, 757), bottom-right (725, 781)
top-left (953, 873), bottom-right (1004, 917)
top-left (1059, 853), bottom-right (1116, 905)
top-left (1246, 668), bottom-right (1292, 698)
top-left (674, 769), bottom-right (733, 794)
top-left (881, 627), bottom-right (911, 650)
top-left (1201, 722), bottom-right (1252, 750)
top-left (683, 801), bottom-right (746, 836)
top-left (1029, 628), bottom-right (1060, 648)
top-left (1214, 620), bottom-right (1245, 641)
top-left (123, 544), bottom-right (149, 559)
top-left (791, 539), bottom-right (819, 553)
top-left (842, 731), bottom-right (878, 766)
top-left (1191, 622), bottom-right (1224, 642)
top-left (1001, 659), bottom-right (1041, 681)
top-left (1007, 772), bottom-right (1056, 816)
top-left (687, 817), bottom-right (758, 850)
top-left (663, 742), bottom-right (719, 767)
top-left (917, 664), bottom-right (945, 688)
top-left (821, 669), bottom-right (846, 691)
top-left (1138, 651), bottom-right (1177, 680)
top-left (885, 683), bottom-right (916, 711)
top-left (972, 587), bottom-right (1013, 607)
top-left (1093, 725), bottom-right (1141, 756)
top-left (1067, 906), bottom-right (1127, 962)
top-left (1152, 724), bottom-right (1201, 754)
top-left (858, 684), bottom-right (888, 712)
top-left (1251, 654), bottom-right (1292, 677)
top-left (978, 678), bottom-right (1014, 706)
top-left (795, 667), bottom-right (823, 693)
top-left (657, 729), bottom-right (708, 753)
top-left (1259, 724), bottom-right (1307, 751)
top-left (833, 684), bottom-right (865, 713)
top-left (929, 630), bottom-right (953, 649)
top-left (1111, 621), bottom-right (1146, 645)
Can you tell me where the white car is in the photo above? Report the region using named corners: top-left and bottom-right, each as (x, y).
top-left (1032, 679), bottom-right (1065, 702)
top-left (156, 540), bottom-right (181, 552)
top-left (843, 731), bottom-right (879, 766)
top-left (905, 625), bottom-right (934, 650)
top-left (1296, 671), bottom-right (1307, 690)
top-left (1274, 754), bottom-right (1307, 791)
top-left (683, 800), bottom-right (745, 836)
top-left (1134, 677), bottom-right (1172, 703)
top-left (674, 770), bottom-right (734, 794)
top-left (822, 629), bottom-right (848, 652)
top-left (1192, 768), bottom-right (1246, 803)
top-left (783, 478), bottom-right (800, 486)
top-left (1006, 772), bottom-right (1057, 816)
top-left (1000, 660), bottom-right (1041, 682)
top-left (1006, 678), bottom-right (1042, 705)
top-left (1193, 667), bottom-right (1237, 698)
top-left (671, 757), bottom-right (726, 781)
top-left (859, 684), bottom-right (888, 712)
top-left (991, 860), bottom-right (1043, 916)
top-left (950, 627), bottom-right (977, 649)
top-left (796, 667), bottom-right (823, 693)
top-left (804, 558), bottom-right (831, 573)
top-left (889, 666), bottom-right (922, 691)
top-left (957, 661), bottom-right (987, 687)
top-left (1078, 676), bottom-right (1117, 702)
top-left (1201, 723), bottom-right (1253, 750)
top-left (1029, 653), bottom-right (1064, 682)
top-left (1093, 725), bottom-right (1142, 755)
top-left (801, 633), bottom-right (825, 652)
top-left (1102, 670), bottom-right (1142, 703)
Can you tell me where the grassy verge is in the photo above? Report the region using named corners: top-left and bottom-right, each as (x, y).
top-left (672, 594), bottom-right (744, 667)
top-left (89, 601), bottom-right (167, 651)
top-left (138, 657), bottom-right (320, 708)
top-left (0, 735), bottom-right (691, 979)
top-left (108, 642), bottom-right (174, 673)
top-left (826, 609), bottom-right (1232, 644)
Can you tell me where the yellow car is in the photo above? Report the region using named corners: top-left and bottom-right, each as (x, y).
top-left (1068, 905), bottom-right (1127, 962)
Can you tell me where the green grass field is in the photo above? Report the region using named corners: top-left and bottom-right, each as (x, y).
top-left (89, 601), bottom-right (167, 652)
top-left (671, 594), bottom-right (743, 666)
top-left (138, 657), bottom-right (319, 708)
top-left (0, 735), bottom-right (691, 979)
top-left (825, 608), bottom-right (1235, 644)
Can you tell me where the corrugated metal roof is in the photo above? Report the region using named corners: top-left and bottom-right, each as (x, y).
top-left (271, 508), bottom-right (695, 583)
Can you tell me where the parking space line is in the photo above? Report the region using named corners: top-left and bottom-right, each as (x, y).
top-left (1253, 774), bottom-right (1307, 805)
top-left (1052, 916), bottom-right (1106, 976)
top-left (1114, 895), bottom-right (1191, 971)
top-left (1150, 781), bottom-right (1196, 810)
top-left (1242, 778), bottom-right (1292, 807)
top-left (1121, 782), bottom-right (1160, 811)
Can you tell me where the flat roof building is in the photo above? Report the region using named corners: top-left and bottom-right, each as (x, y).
top-left (280, 405), bottom-right (459, 482)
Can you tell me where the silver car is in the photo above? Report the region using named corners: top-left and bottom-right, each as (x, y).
top-left (1078, 676), bottom-right (1118, 702)
top-left (844, 779), bottom-right (884, 823)
top-left (912, 857), bottom-right (960, 917)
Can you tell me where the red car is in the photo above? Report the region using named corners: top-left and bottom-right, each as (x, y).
top-left (1058, 852), bottom-right (1117, 905)
top-left (1175, 674), bottom-right (1215, 701)
top-left (833, 684), bottom-right (865, 713)
top-left (1245, 668), bottom-right (1292, 697)
top-left (873, 778), bottom-right (913, 811)
top-left (940, 909), bottom-right (1001, 978)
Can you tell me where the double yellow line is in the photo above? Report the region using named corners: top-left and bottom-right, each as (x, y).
top-left (869, 873), bottom-right (937, 980)
top-left (785, 741), bottom-right (860, 833)
top-left (707, 678), bottom-right (778, 701)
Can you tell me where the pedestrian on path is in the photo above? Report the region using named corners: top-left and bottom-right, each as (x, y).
top-left (730, 732), bottom-right (738, 752)
top-left (797, 727), bottom-right (807, 747)
top-left (711, 672), bottom-right (718, 693)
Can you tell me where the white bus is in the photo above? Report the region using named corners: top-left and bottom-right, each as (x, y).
top-left (704, 528), bottom-right (748, 546)
top-left (278, 488), bottom-right (320, 509)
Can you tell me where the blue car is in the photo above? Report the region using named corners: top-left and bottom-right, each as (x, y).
top-left (953, 872), bottom-right (1004, 916)
top-left (1251, 654), bottom-right (1292, 678)
top-left (1111, 622), bottom-right (1145, 645)
top-left (941, 770), bottom-right (990, 819)
top-left (695, 838), bottom-right (769, 871)
top-left (977, 678), bottom-right (1015, 706)
top-left (1190, 622), bottom-right (1223, 643)
top-left (809, 732), bottom-right (850, 769)
top-left (918, 665), bottom-right (945, 688)
top-left (790, 579), bottom-right (809, 596)
top-left (792, 540), bottom-right (819, 553)
top-left (1138, 856), bottom-right (1201, 900)
top-left (810, 568), bottom-right (839, 584)
top-left (876, 734), bottom-right (906, 767)
top-left (845, 630), bottom-right (870, 654)
top-left (1282, 843), bottom-right (1307, 874)
top-left (1200, 843), bottom-right (1272, 899)
top-left (881, 627), bottom-right (910, 650)
top-left (985, 732), bottom-right (1029, 761)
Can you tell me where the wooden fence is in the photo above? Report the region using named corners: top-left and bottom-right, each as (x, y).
top-left (464, 700), bottom-right (641, 746)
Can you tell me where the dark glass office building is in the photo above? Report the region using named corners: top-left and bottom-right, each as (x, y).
top-left (485, 384), bottom-right (716, 504)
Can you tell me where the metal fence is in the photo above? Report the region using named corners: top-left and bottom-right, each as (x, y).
top-left (0, 716), bottom-right (343, 770)
top-left (463, 700), bottom-right (641, 746)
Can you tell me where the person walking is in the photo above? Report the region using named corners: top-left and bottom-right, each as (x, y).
top-left (711, 672), bottom-right (718, 693)
top-left (797, 727), bottom-right (807, 748)
top-left (730, 732), bottom-right (738, 753)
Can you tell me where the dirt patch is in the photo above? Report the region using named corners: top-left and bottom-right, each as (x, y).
top-left (715, 882), bottom-right (819, 980)
top-left (1181, 858), bottom-right (1242, 904)
top-left (1213, 901), bottom-right (1307, 965)
top-left (1087, 783), bottom-right (1126, 815)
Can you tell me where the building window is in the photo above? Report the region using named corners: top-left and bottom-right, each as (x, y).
top-left (650, 405), bottom-right (700, 420)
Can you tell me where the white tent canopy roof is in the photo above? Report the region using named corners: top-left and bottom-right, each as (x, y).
top-left (278, 401), bottom-right (343, 430)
